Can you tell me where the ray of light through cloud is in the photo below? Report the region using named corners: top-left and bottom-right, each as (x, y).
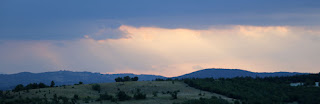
top-left (1, 0), bottom-right (320, 76)
top-left (0, 25), bottom-right (319, 77)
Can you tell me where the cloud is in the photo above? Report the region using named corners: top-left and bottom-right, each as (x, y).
top-left (1, 0), bottom-right (320, 40)
top-left (84, 27), bottom-right (129, 40)
top-left (0, 25), bottom-right (320, 77)
top-left (192, 65), bottom-right (203, 70)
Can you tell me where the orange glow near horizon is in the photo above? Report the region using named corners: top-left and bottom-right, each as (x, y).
top-left (1, 25), bottom-right (320, 76)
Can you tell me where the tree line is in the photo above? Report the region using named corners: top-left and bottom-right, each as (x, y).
top-left (115, 76), bottom-right (139, 82)
top-left (12, 80), bottom-right (84, 92)
top-left (183, 73), bottom-right (320, 104)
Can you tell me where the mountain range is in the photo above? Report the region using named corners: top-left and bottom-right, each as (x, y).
top-left (0, 68), bottom-right (307, 90)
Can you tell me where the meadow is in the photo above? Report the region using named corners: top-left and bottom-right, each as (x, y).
top-left (1, 81), bottom-right (234, 104)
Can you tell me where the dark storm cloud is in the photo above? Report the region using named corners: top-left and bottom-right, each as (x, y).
top-left (0, 0), bottom-right (319, 40)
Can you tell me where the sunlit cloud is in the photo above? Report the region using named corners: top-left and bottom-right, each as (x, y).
top-left (0, 25), bottom-right (319, 77)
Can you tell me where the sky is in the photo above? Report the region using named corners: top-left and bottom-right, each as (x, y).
top-left (0, 0), bottom-right (320, 77)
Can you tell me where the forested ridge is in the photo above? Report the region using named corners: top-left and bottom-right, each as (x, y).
top-left (184, 73), bottom-right (320, 104)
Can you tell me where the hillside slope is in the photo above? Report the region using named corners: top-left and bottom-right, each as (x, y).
top-left (0, 71), bottom-right (166, 90)
top-left (176, 68), bottom-right (306, 79)
top-left (3, 81), bottom-right (234, 104)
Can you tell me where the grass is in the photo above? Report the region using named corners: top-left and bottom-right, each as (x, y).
top-left (6, 81), bottom-right (234, 104)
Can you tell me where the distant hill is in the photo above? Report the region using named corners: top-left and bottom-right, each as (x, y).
top-left (175, 68), bottom-right (307, 79)
top-left (0, 69), bottom-right (308, 90)
top-left (0, 71), bottom-right (166, 90)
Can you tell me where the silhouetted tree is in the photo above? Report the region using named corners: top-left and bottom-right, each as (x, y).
top-left (13, 84), bottom-right (24, 92)
top-left (50, 81), bottom-right (55, 87)
top-left (115, 77), bottom-right (123, 82)
top-left (155, 78), bottom-right (165, 81)
top-left (131, 77), bottom-right (139, 81)
top-left (38, 83), bottom-right (47, 88)
top-left (123, 76), bottom-right (130, 81)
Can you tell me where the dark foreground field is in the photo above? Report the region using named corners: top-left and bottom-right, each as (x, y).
top-left (0, 81), bottom-right (234, 104)
top-left (1, 73), bottom-right (319, 104)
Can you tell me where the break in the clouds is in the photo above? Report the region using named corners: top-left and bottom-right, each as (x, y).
top-left (0, 25), bottom-right (319, 77)
top-left (1, 0), bottom-right (320, 76)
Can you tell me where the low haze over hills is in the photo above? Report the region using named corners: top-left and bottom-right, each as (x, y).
top-left (176, 68), bottom-right (306, 79)
top-left (0, 71), bottom-right (165, 90)
top-left (0, 69), bottom-right (306, 90)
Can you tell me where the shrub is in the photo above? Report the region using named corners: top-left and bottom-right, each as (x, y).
top-left (84, 96), bottom-right (91, 103)
top-left (170, 90), bottom-right (179, 99)
top-left (117, 91), bottom-right (131, 101)
top-left (58, 96), bottom-right (69, 104)
top-left (152, 91), bottom-right (158, 97)
top-left (73, 94), bottom-right (79, 100)
top-left (52, 94), bottom-right (58, 103)
top-left (99, 92), bottom-right (113, 100)
top-left (92, 84), bottom-right (101, 93)
top-left (133, 89), bottom-right (146, 100)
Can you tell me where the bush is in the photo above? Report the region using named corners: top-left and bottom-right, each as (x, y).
top-left (170, 90), bottom-right (179, 99)
top-left (152, 91), bottom-right (158, 97)
top-left (99, 92), bottom-right (113, 100)
top-left (84, 96), bottom-right (91, 103)
top-left (92, 84), bottom-right (101, 92)
top-left (52, 94), bottom-right (58, 103)
top-left (58, 96), bottom-right (69, 104)
top-left (133, 89), bottom-right (146, 100)
top-left (117, 91), bottom-right (131, 101)
top-left (73, 94), bottom-right (79, 100)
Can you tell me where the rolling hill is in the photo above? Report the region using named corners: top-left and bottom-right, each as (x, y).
top-left (175, 68), bottom-right (306, 79)
top-left (0, 71), bottom-right (165, 90)
top-left (1, 81), bottom-right (234, 104)
top-left (0, 68), bottom-right (307, 90)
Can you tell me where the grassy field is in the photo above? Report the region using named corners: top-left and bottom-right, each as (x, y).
top-left (6, 81), bottom-right (234, 104)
